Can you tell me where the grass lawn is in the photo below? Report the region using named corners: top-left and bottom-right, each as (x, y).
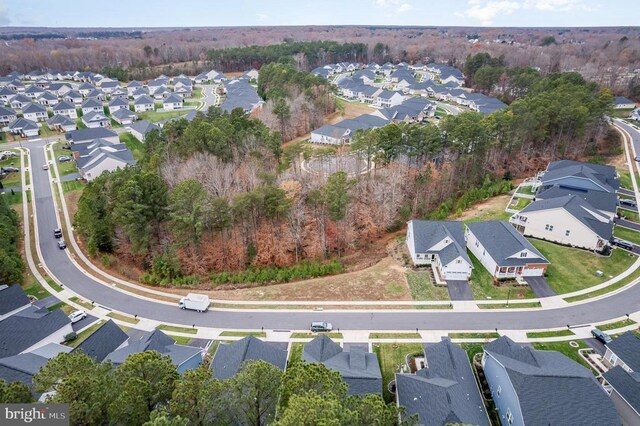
top-left (460, 195), bottom-right (513, 224)
top-left (0, 151), bottom-right (22, 188)
top-left (369, 333), bottom-right (422, 339)
top-left (209, 341), bottom-right (220, 355)
top-left (531, 239), bottom-right (637, 294)
top-left (47, 301), bottom-right (75, 315)
top-left (157, 324), bottom-right (198, 334)
top-left (614, 225), bottom-right (640, 245)
top-left (448, 332), bottom-right (500, 339)
top-left (22, 279), bottom-right (52, 300)
top-left (1, 191), bottom-right (24, 206)
top-left (119, 132), bottom-right (144, 161)
top-left (52, 143), bottom-right (77, 177)
top-left (45, 277), bottom-right (63, 292)
top-left (219, 331), bottom-right (267, 338)
top-left (611, 108), bottom-right (635, 119)
top-left (288, 342), bottom-right (304, 366)
top-left (478, 302), bottom-right (541, 309)
top-left (61, 180), bottom-right (85, 193)
top-left (191, 87), bottom-right (203, 99)
top-left (516, 185), bottom-right (536, 196)
top-left (598, 319), bottom-right (636, 332)
top-left (526, 329), bottom-right (575, 338)
top-left (168, 335), bottom-right (192, 345)
top-left (69, 296), bottom-right (94, 310)
top-left (459, 343), bottom-right (485, 364)
top-left (564, 265), bottom-right (640, 302)
top-left (405, 271), bottom-right (450, 301)
top-left (618, 168), bottom-right (632, 189)
top-left (139, 109), bottom-right (187, 123)
top-left (468, 252), bottom-right (535, 300)
top-left (531, 340), bottom-right (592, 373)
top-left (511, 197), bottom-right (532, 210)
top-left (65, 320), bottom-right (105, 348)
top-left (372, 343), bottom-right (424, 403)
top-left (106, 311), bottom-right (140, 324)
top-left (618, 208), bottom-right (640, 222)
top-left (291, 332), bottom-right (343, 339)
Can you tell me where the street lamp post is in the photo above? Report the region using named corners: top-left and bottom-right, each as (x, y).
top-left (506, 287), bottom-right (512, 307)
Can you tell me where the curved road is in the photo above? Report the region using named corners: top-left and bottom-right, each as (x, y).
top-left (15, 122), bottom-right (640, 331)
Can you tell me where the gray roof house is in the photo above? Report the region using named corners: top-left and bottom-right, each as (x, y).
top-left (111, 107), bottom-right (137, 125)
top-left (210, 336), bottom-right (287, 380)
top-left (603, 331), bottom-right (640, 373)
top-left (406, 220), bottom-right (473, 282)
top-left (81, 111), bottom-right (110, 129)
top-left (466, 220), bottom-right (549, 279)
top-left (482, 336), bottom-right (619, 426)
top-left (105, 329), bottom-right (202, 374)
top-left (0, 284), bottom-right (31, 321)
top-left (614, 96), bottom-right (635, 109)
top-left (302, 335), bottom-right (382, 395)
top-left (395, 339), bottom-right (489, 426)
top-left (74, 140), bottom-right (136, 181)
top-left (540, 160), bottom-right (620, 194)
top-left (81, 97), bottom-right (103, 114)
top-left (108, 97), bottom-right (129, 113)
top-left (21, 102), bottom-right (48, 122)
top-left (52, 100), bottom-right (77, 119)
top-left (8, 117), bottom-right (39, 137)
top-left (65, 127), bottom-right (119, 144)
top-left (0, 105), bottom-right (17, 125)
top-left (46, 114), bottom-right (77, 132)
top-left (133, 95), bottom-right (155, 112)
top-left (603, 366), bottom-right (640, 425)
top-left (534, 185), bottom-right (617, 219)
top-left (129, 120), bottom-right (161, 142)
top-left (0, 353), bottom-right (49, 390)
top-left (72, 320), bottom-right (129, 362)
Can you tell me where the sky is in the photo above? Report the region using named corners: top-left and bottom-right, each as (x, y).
top-left (0, 0), bottom-right (637, 28)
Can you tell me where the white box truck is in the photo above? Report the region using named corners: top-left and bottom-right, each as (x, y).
top-left (178, 293), bottom-right (210, 312)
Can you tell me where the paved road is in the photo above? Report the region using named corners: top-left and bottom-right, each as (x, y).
top-left (72, 314), bottom-right (99, 332)
top-left (11, 123), bottom-right (640, 331)
top-left (199, 84), bottom-right (217, 111)
top-left (436, 102), bottom-right (460, 116)
top-left (446, 280), bottom-right (474, 301)
top-left (524, 277), bottom-right (557, 298)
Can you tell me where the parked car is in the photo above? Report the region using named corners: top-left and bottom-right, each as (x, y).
top-left (635, 156), bottom-right (640, 162)
top-left (57, 155), bottom-right (72, 163)
top-left (68, 310), bottom-right (87, 324)
top-left (591, 328), bottom-right (612, 344)
top-left (2, 167), bottom-right (19, 173)
top-left (619, 198), bottom-right (636, 207)
top-left (1, 151), bottom-right (17, 157)
top-left (42, 164), bottom-right (49, 170)
top-left (57, 239), bottom-right (67, 249)
top-left (612, 237), bottom-right (634, 251)
top-left (53, 228), bottom-right (62, 239)
top-left (310, 321), bottom-right (333, 332)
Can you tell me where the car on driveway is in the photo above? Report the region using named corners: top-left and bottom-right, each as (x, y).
top-left (1, 151), bottom-right (17, 157)
top-left (612, 237), bottom-right (634, 251)
top-left (68, 310), bottom-right (87, 324)
top-left (591, 328), bottom-right (612, 344)
top-left (619, 198), bottom-right (637, 207)
top-left (2, 166), bottom-right (19, 173)
top-left (310, 321), bottom-right (333, 332)
top-left (57, 155), bottom-right (72, 163)
top-left (54, 228), bottom-right (62, 239)
top-left (57, 239), bottom-right (67, 249)
top-left (42, 164), bottom-right (49, 170)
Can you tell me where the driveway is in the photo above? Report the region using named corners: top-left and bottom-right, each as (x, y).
top-left (615, 217), bottom-right (640, 231)
top-left (343, 342), bottom-right (369, 352)
top-left (72, 313), bottom-right (99, 332)
top-left (524, 276), bottom-right (556, 298)
top-left (446, 280), bottom-right (474, 301)
top-left (618, 188), bottom-right (635, 197)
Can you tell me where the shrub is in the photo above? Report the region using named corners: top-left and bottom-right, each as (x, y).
top-left (210, 260), bottom-right (343, 286)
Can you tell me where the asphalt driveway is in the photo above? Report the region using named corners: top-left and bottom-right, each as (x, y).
top-left (446, 280), bottom-right (474, 301)
top-left (524, 276), bottom-right (556, 298)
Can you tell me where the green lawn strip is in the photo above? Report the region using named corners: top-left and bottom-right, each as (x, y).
top-left (515, 185), bottom-right (536, 196)
top-left (119, 132), bottom-right (145, 161)
top-left (68, 296), bottom-right (94, 310)
top-left (617, 168), bottom-right (632, 189)
top-left (288, 342), bottom-right (304, 366)
top-left (512, 197), bottom-right (532, 210)
top-left (459, 343), bottom-right (485, 365)
top-left (219, 331), bottom-right (267, 338)
top-left (618, 209), bottom-right (640, 222)
top-left (614, 225), bottom-right (640, 245)
top-left (51, 144), bottom-right (77, 177)
top-left (45, 277), bottom-right (64, 292)
top-left (405, 271), bottom-right (450, 301)
top-left (65, 320), bottom-right (105, 348)
top-left (611, 108), bottom-right (635, 119)
top-left (448, 332), bottom-right (500, 339)
top-left (61, 180), bottom-right (85, 193)
top-left (369, 333), bottom-right (422, 339)
top-left (157, 324), bottom-right (198, 334)
top-left (47, 301), bottom-right (74, 315)
top-left (526, 329), bottom-right (575, 338)
top-left (167, 335), bottom-right (193, 345)
top-left (21, 280), bottom-right (51, 300)
top-left (531, 340), bottom-right (593, 374)
top-left (478, 302), bottom-right (541, 309)
top-left (2, 191), bottom-right (23, 205)
top-left (373, 343), bottom-right (424, 403)
top-left (191, 87), bottom-right (203, 99)
top-left (139, 110), bottom-right (187, 123)
top-left (531, 239), bottom-right (635, 294)
top-left (597, 319), bottom-right (637, 332)
top-left (208, 340), bottom-right (220, 356)
top-left (290, 332), bottom-right (343, 339)
top-left (106, 311), bottom-right (140, 324)
top-left (564, 260), bottom-right (640, 302)
top-left (468, 252), bottom-right (535, 300)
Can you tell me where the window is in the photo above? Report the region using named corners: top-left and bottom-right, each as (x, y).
top-left (456, 259), bottom-right (461, 264)
top-left (520, 252), bottom-right (526, 258)
top-left (475, 240), bottom-right (479, 247)
top-left (565, 230), bottom-right (571, 236)
top-left (544, 224), bottom-right (554, 231)
top-left (506, 408), bottom-right (514, 425)
top-left (500, 267), bottom-right (507, 273)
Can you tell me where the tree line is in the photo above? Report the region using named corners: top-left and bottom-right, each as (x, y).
top-left (0, 350), bottom-right (415, 426)
top-left (0, 195), bottom-right (24, 283)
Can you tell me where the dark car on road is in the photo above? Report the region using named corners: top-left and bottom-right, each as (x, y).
top-left (310, 321), bottom-right (333, 332)
top-left (57, 240), bottom-right (67, 250)
top-left (591, 328), bottom-right (612, 344)
top-left (54, 228), bottom-right (62, 239)
top-left (612, 237), bottom-right (634, 251)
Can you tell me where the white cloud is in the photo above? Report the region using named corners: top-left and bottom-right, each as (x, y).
top-left (398, 3), bottom-right (413, 12)
top-left (457, 0), bottom-right (597, 25)
top-left (257, 13), bottom-right (270, 22)
top-left (375, 0), bottom-right (414, 14)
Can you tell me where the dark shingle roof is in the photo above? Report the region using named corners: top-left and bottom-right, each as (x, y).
top-left (396, 339), bottom-right (489, 426)
top-left (65, 127), bottom-right (117, 143)
top-left (606, 331), bottom-right (640, 372)
top-left (535, 185), bottom-right (617, 213)
top-left (408, 220), bottom-right (471, 266)
top-left (22, 103), bottom-right (47, 114)
top-left (105, 329), bottom-right (200, 368)
top-left (0, 306), bottom-right (70, 358)
top-left (73, 320), bottom-right (128, 362)
top-left (210, 336), bottom-right (287, 380)
top-left (52, 100), bottom-right (75, 112)
top-left (542, 160), bottom-right (619, 193)
top-left (81, 98), bottom-right (102, 109)
top-left (0, 285), bottom-right (30, 316)
top-left (0, 353), bottom-right (48, 387)
top-left (466, 220), bottom-right (549, 267)
top-left (484, 336), bottom-right (619, 425)
top-left (603, 366), bottom-right (640, 413)
top-left (130, 120), bottom-right (160, 136)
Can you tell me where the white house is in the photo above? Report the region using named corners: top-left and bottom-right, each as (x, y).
top-left (129, 120), bottom-right (160, 142)
top-left (375, 90), bottom-right (405, 108)
top-left (81, 98), bottom-right (103, 115)
top-left (601, 332), bottom-right (640, 426)
top-left (406, 220), bottom-right (473, 281)
top-left (134, 95), bottom-right (155, 112)
top-left (108, 97), bottom-right (129, 114)
top-left (8, 118), bottom-right (39, 137)
top-left (111, 108), bottom-right (137, 125)
top-left (81, 111), bottom-right (110, 128)
top-left (52, 100), bottom-right (78, 119)
top-left (47, 114), bottom-right (77, 132)
top-left (466, 220), bottom-right (549, 279)
top-left (0, 106), bottom-right (17, 126)
top-left (21, 102), bottom-right (48, 122)
top-left (162, 93), bottom-right (183, 110)
top-left (613, 96), bottom-right (635, 109)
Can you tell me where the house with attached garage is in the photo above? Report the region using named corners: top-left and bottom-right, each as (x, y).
top-left (78, 82), bottom-right (96, 97)
top-left (395, 338), bottom-right (490, 426)
top-left (210, 336), bottom-right (287, 380)
top-left (0, 86), bottom-right (16, 105)
top-left (134, 95), bottom-right (155, 112)
top-left (81, 97), bottom-right (103, 115)
top-left (0, 105), bottom-right (17, 126)
top-left (613, 96), bottom-right (636, 109)
top-left (129, 120), bottom-right (160, 142)
top-left (48, 82), bottom-right (72, 97)
top-left (99, 80), bottom-right (120, 94)
top-left (21, 102), bottom-right (48, 122)
top-left (111, 108), bottom-right (137, 125)
top-left (110, 88), bottom-right (128, 100)
top-left (63, 90), bottom-right (83, 106)
top-left (46, 114), bottom-right (77, 132)
top-left (8, 118), bottom-right (39, 137)
top-left (535, 160), bottom-right (620, 195)
top-left (465, 220), bottom-right (549, 279)
top-left (74, 139), bottom-right (136, 180)
top-left (534, 185), bottom-right (617, 220)
top-left (131, 87), bottom-right (150, 100)
top-left (71, 319), bottom-right (128, 362)
top-left (162, 93), bottom-right (183, 110)
top-left (482, 336), bottom-right (619, 426)
top-left (10, 94), bottom-right (32, 110)
top-left (173, 86), bottom-right (192, 98)
top-left (152, 86), bottom-right (171, 100)
top-left (303, 335), bottom-right (382, 395)
top-left (108, 97), bottom-right (129, 114)
top-left (86, 89), bottom-right (106, 102)
top-left (25, 84), bottom-right (44, 99)
top-left (36, 91), bottom-right (59, 107)
top-left (7, 79), bottom-right (24, 92)
top-left (81, 111), bottom-right (110, 128)
top-left (66, 127), bottom-right (118, 145)
top-left (52, 100), bottom-right (78, 119)
top-left (375, 90), bottom-right (405, 108)
top-left (126, 80), bottom-right (143, 95)
top-left (510, 194), bottom-right (613, 252)
top-left (601, 331), bottom-right (640, 425)
top-left (406, 220), bottom-right (473, 281)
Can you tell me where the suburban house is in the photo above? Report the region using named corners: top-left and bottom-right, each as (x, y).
top-left (614, 96), bottom-right (636, 109)
top-left (86, 89), bottom-right (106, 102)
top-left (8, 117), bottom-right (39, 138)
top-left (375, 90), bottom-right (405, 108)
top-left (220, 79), bottom-right (263, 114)
top-left (63, 90), bottom-right (83, 105)
top-left (108, 97), bottom-right (129, 114)
top-left (25, 84), bottom-right (44, 99)
top-left (309, 114), bottom-right (388, 145)
top-left (134, 95), bottom-right (155, 112)
top-left (66, 127), bottom-right (119, 145)
top-left (99, 80), bottom-right (120, 94)
top-left (406, 220), bottom-right (473, 281)
top-left (21, 102), bottom-right (48, 122)
top-left (10, 94), bottom-right (32, 110)
top-left (48, 82), bottom-right (72, 97)
top-left (602, 332), bottom-right (640, 425)
top-left (534, 185), bottom-right (617, 219)
top-left (111, 108), bottom-right (137, 125)
top-left (375, 96), bottom-right (435, 123)
top-left (81, 111), bottom-right (110, 128)
top-left (0, 353), bottom-right (50, 393)
top-left (78, 82), bottom-right (96, 97)
top-left (129, 120), bottom-right (161, 142)
top-left (603, 331), bottom-right (640, 373)
top-left (72, 320), bottom-right (129, 362)
top-left (210, 336), bottom-right (287, 380)
top-left (482, 336), bottom-right (619, 426)
top-left (0, 285), bottom-right (31, 321)
top-left (536, 160), bottom-right (620, 195)
top-left (0, 105), bottom-right (17, 126)
top-left (302, 335), bottom-right (382, 395)
top-left (131, 87), bottom-right (150, 100)
top-left (152, 86), bottom-right (171, 100)
top-left (74, 139), bottom-right (136, 181)
top-left (162, 93), bottom-right (184, 110)
top-left (81, 98), bottom-right (103, 115)
top-left (0, 86), bottom-right (16, 105)
top-left (36, 91), bottom-right (60, 107)
top-left (465, 220), bottom-right (550, 279)
top-left (510, 195), bottom-right (613, 251)
top-left (46, 114), bottom-right (77, 132)
top-left (395, 339), bottom-right (490, 426)
top-left (105, 329), bottom-right (202, 374)
top-left (52, 100), bottom-right (78, 119)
